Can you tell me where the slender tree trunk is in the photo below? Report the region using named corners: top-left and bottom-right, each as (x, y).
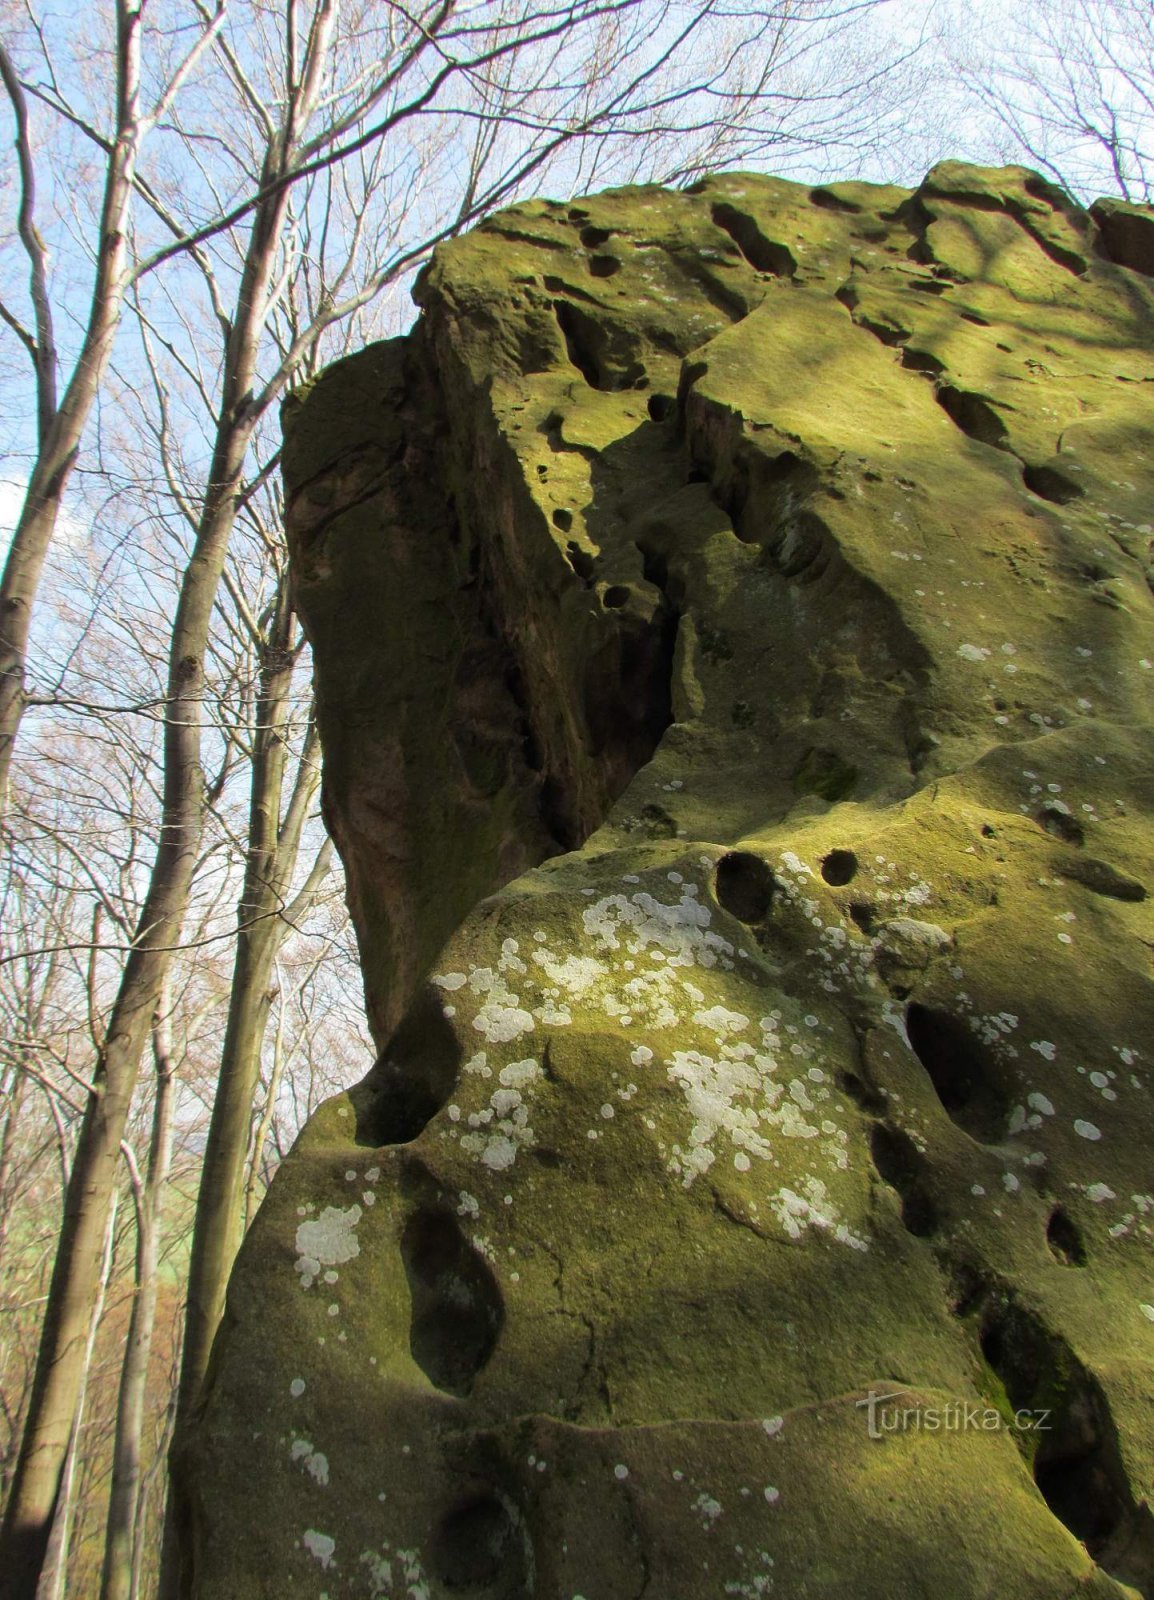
top-left (100, 997), bottom-right (175, 1600)
top-left (176, 598), bottom-right (329, 1419)
top-left (37, 1191), bottom-right (118, 1600)
top-left (0, 1068), bottom-right (27, 1274)
top-left (0, 7), bottom-right (143, 819)
top-left (0, 406), bottom-right (257, 1600)
top-left (174, 581), bottom-right (296, 1418)
top-left (0, 134), bottom-right (296, 1600)
top-left (244, 980), bottom-right (288, 1234)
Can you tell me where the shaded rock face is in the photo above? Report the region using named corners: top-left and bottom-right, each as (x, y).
top-left (184, 165), bottom-right (1154, 1599)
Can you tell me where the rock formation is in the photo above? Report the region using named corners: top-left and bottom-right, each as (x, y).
top-left (180, 164), bottom-right (1154, 1599)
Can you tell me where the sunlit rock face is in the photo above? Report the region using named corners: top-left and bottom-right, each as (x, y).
top-left (183, 165), bottom-right (1154, 1599)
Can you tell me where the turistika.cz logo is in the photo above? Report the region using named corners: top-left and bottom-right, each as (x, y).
top-left (857, 1389), bottom-right (1052, 1441)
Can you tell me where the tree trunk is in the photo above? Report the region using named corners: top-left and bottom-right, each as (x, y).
top-left (36, 1190), bottom-right (118, 1600)
top-left (100, 998), bottom-right (175, 1600)
top-left (176, 583), bottom-right (324, 1424)
top-left (0, 130), bottom-right (295, 1599)
top-left (244, 980), bottom-right (288, 1234)
top-left (0, 1068), bottom-right (27, 1275)
top-left (0, 435), bottom-right (257, 1600)
top-left (0, 5), bottom-right (143, 819)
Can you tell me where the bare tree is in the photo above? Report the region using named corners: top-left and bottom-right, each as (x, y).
top-left (100, 988), bottom-right (176, 1600)
top-left (0, 4), bottom-right (227, 815)
top-left (948, 0), bottom-right (1154, 202)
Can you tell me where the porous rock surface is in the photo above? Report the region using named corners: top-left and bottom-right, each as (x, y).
top-left (183, 165), bottom-right (1154, 1599)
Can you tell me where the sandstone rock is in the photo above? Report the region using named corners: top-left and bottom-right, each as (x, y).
top-left (180, 164), bottom-right (1154, 1599)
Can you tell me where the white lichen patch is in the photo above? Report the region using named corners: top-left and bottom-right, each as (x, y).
top-left (291, 1438), bottom-right (329, 1486)
top-left (357, 1542), bottom-right (432, 1600)
top-left (302, 1529), bottom-right (335, 1569)
top-left (770, 1175), bottom-right (868, 1250)
top-left (294, 1206), bottom-right (362, 1290)
top-left (693, 1491), bottom-right (723, 1526)
top-left (438, 873), bottom-right (861, 1237)
top-left (457, 1059), bottom-right (543, 1171)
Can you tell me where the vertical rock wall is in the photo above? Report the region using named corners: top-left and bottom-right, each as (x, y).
top-left (181, 165), bottom-right (1154, 1599)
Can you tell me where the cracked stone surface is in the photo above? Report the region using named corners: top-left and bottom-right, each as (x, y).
top-left (181, 163), bottom-right (1154, 1599)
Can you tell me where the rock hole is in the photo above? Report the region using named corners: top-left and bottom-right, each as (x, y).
top-left (580, 593), bottom-right (677, 790)
top-left (977, 1301), bottom-right (1152, 1589)
top-left (401, 1209), bottom-right (504, 1397)
top-left (1023, 462), bottom-right (1084, 504)
top-left (647, 392), bottom-right (675, 422)
top-left (935, 384), bottom-right (1010, 448)
top-left (588, 254), bottom-right (621, 278)
top-left (715, 851), bottom-right (776, 923)
top-left (710, 203), bottom-right (796, 276)
top-left (1046, 1206), bottom-right (1086, 1267)
top-left (352, 987), bottom-right (462, 1146)
top-left (430, 1491), bottom-right (526, 1592)
top-left (1091, 197), bottom-right (1154, 276)
top-left (565, 541), bottom-right (595, 582)
top-left (579, 225), bottom-right (611, 248)
top-left (686, 467), bottom-right (709, 484)
top-left (1057, 856), bottom-right (1146, 901)
top-left (869, 1122), bottom-right (938, 1237)
top-left (900, 346), bottom-right (946, 375)
top-left (980, 823), bottom-right (996, 838)
top-left (552, 508), bottom-right (573, 532)
top-left (820, 848), bottom-right (858, 886)
top-left (554, 299), bottom-right (603, 387)
top-left (1036, 803), bottom-right (1084, 847)
top-left (554, 299), bottom-right (644, 391)
top-left (905, 1003), bottom-right (1010, 1143)
top-left (809, 186), bottom-right (862, 214)
top-left (637, 544), bottom-right (668, 591)
top-left (849, 902), bottom-right (876, 935)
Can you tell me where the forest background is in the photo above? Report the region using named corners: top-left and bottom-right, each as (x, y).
top-left (0, 1), bottom-right (1149, 1595)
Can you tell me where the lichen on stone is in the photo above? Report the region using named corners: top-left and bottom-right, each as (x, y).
top-left (185, 164), bottom-right (1154, 1600)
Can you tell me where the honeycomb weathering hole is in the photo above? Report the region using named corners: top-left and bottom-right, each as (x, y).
top-left (400, 1209), bottom-right (504, 1396)
top-left (821, 848), bottom-right (858, 886)
top-left (977, 1301), bottom-right (1147, 1585)
top-left (1037, 803), bottom-right (1085, 846)
top-left (353, 986), bottom-right (461, 1146)
top-left (869, 1121), bottom-right (938, 1237)
top-left (905, 1003), bottom-right (1010, 1143)
top-left (430, 1492), bottom-right (525, 1591)
top-left (715, 851), bottom-right (776, 922)
top-left (1046, 1206), bottom-right (1087, 1267)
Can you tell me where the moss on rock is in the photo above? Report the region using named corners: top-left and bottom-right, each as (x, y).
top-left (183, 164), bottom-right (1154, 1599)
